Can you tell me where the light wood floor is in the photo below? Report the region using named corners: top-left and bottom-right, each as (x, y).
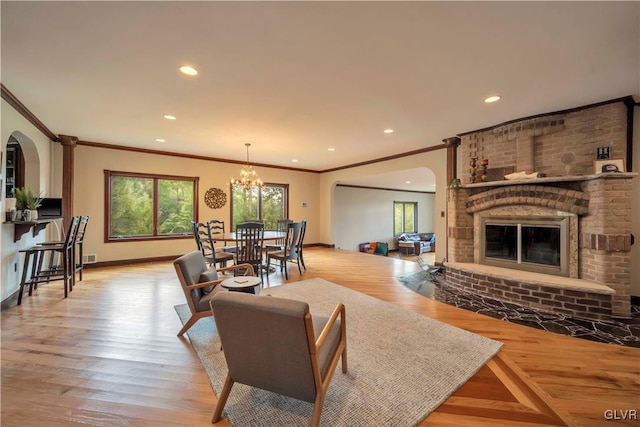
top-left (2, 248), bottom-right (638, 426)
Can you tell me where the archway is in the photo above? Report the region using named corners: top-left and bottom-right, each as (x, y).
top-left (3, 130), bottom-right (41, 199)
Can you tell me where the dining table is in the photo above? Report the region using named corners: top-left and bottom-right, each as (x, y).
top-left (213, 231), bottom-right (286, 242)
top-left (214, 230), bottom-right (287, 274)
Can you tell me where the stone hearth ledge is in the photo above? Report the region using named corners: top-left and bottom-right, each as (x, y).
top-left (445, 262), bottom-right (614, 295)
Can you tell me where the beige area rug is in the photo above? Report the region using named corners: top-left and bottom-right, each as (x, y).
top-left (175, 278), bottom-right (503, 426)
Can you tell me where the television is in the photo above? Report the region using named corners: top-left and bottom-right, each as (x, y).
top-left (38, 198), bottom-right (63, 218)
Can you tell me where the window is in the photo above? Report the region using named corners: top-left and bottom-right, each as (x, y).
top-left (231, 184), bottom-right (288, 230)
top-left (105, 170), bottom-right (197, 241)
top-left (394, 201), bottom-right (417, 234)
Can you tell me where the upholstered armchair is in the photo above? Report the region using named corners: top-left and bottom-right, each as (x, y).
top-left (210, 292), bottom-right (347, 427)
top-left (173, 251), bottom-right (254, 337)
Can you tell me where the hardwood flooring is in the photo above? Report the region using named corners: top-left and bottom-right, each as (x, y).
top-left (2, 248), bottom-right (638, 426)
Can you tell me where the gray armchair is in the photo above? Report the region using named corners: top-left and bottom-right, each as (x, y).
top-left (210, 292), bottom-right (347, 426)
top-left (173, 251), bottom-right (254, 337)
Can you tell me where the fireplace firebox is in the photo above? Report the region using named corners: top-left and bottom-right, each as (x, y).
top-left (479, 216), bottom-right (569, 276)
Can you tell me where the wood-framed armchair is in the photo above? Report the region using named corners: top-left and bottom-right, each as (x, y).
top-left (173, 251), bottom-right (254, 337)
top-left (210, 291), bottom-right (347, 426)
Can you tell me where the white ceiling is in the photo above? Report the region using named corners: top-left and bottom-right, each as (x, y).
top-left (1, 2), bottom-right (638, 191)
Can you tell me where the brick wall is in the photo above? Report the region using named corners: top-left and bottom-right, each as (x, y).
top-left (459, 102), bottom-right (627, 184)
top-left (447, 188), bottom-right (473, 262)
top-left (446, 266), bottom-right (613, 321)
top-left (579, 177), bottom-right (633, 315)
top-left (465, 185), bottom-right (590, 215)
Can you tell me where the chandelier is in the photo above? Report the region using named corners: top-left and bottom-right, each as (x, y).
top-left (230, 143), bottom-right (265, 191)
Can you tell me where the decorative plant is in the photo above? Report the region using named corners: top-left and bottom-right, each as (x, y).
top-left (448, 178), bottom-right (462, 190)
top-left (14, 187), bottom-right (43, 211)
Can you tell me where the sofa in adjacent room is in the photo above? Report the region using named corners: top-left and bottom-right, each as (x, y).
top-left (395, 232), bottom-right (435, 255)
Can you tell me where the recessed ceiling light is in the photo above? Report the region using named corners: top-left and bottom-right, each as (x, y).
top-left (292, 159), bottom-right (299, 163)
top-left (163, 114), bottom-right (177, 120)
top-left (328, 148), bottom-right (336, 152)
top-left (155, 138), bottom-right (166, 143)
top-left (405, 181), bottom-right (411, 184)
top-left (384, 129), bottom-right (394, 134)
top-left (179, 65), bottom-right (198, 76)
top-left (484, 95), bottom-right (501, 103)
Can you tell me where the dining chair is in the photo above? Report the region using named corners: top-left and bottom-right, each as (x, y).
top-left (265, 219), bottom-right (292, 253)
top-left (207, 219), bottom-right (237, 255)
top-left (298, 220), bottom-right (307, 271)
top-left (192, 221), bottom-right (235, 269)
top-left (265, 219), bottom-right (292, 267)
top-left (234, 221), bottom-right (265, 282)
top-left (266, 221), bottom-right (303, 280)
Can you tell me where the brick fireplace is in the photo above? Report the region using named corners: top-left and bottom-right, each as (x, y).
top-left (445, 98), bottom-right (637, 320)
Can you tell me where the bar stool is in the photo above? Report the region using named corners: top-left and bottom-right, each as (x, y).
top-left (17, 216), bottom-right (81, 305)
top-left (17, 247), bottom-right (47, 305)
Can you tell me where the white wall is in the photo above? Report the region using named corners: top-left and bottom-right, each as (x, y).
top-left (334, 186), bottom-right (434, 252)
top-left (319, 149), bottom-right (448, 262)
top-left (1, 99), bottom-right (55, 301)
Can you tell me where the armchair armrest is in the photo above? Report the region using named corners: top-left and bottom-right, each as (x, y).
top-left (185, 279), bottom-right (225, 290)
top-left (315, 303), bottom-right (345, 350)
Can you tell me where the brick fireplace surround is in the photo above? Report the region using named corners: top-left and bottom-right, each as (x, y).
top-left (445, 99), bottom-right (637, 321)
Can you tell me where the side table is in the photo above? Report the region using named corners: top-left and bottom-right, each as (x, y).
top-left (220, 276), bottom-right (262, 294)
top-left (398, 242), bottom-right (416, 256)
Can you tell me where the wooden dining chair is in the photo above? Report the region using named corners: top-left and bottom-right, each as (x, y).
top-left (234, 221), bottom-right (265, 282)
top-left (265, 219), bottom-right (292, 266)
top-left (207, 219), bottom-right (237, 255)
top-left (192, 221), bottom-right (235, 269)
top-left (266, 221), bottom-right (303, 280)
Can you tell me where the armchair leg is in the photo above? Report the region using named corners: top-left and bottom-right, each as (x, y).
top-left (310, 391), bottom-right (326, 427)
top-left (177, 315), bottom-right (198, 337)
top-left (342, 345), bottom-right (348, 373)
top-left (212, 374), bottom-right (234, 424)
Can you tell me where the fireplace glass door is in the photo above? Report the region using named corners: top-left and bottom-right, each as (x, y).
top-left (480, 216), bottom-right (568, 276)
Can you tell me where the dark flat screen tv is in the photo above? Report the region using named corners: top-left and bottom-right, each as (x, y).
top-left (38, 198), bottom-right (63, 218)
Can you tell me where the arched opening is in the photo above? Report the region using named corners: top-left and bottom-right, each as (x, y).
top-left (3, 131), bottom-right (41, 198)
top-left (330, 167), bottom-right (437, 252)
top-left (4, 137), bottom-right (25, 198)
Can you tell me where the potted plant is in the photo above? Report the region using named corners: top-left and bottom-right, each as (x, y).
top-left (14, 187), bottom-right (43, 221)
top-left (5, 188), bottom-right (17, 221)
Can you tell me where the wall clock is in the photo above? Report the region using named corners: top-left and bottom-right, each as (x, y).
top-left (204, 187), bottom-right (227, 209)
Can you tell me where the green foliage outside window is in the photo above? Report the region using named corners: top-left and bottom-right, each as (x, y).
top-left (157, 179), bottom-right (194, 235)
top-left (231, 184), bottom-right (287, 230)
top-left (108, 172), bottom-right (195, 240)
top-left (394, 201), bottom-right (417, 234)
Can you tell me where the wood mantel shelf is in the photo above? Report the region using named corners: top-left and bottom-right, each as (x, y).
top-left (462, 172), bottom-right (638, 189)
top-left (5, 218), bottom-right (61, 242)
